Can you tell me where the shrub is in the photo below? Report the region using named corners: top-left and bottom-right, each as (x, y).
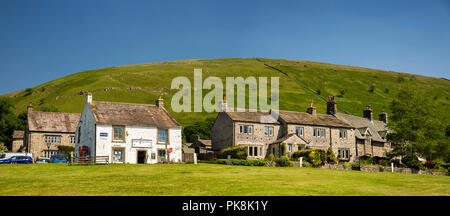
top-left (219, 146), bottom-right (247, 160)
top-left (216, 159), bottom-right (267, 166)
top-left (275, 156), bottom-right (292, 167)
top-left (280, 143), bottom-right (286, 156)
top-left (268, 153), bottom-right (274, 162)
top-left (401, 155), bottom-right (424, 170)
top-left (326, 147), bottom-right (337, 164)
top-left (292, 149), bottom-right (326, 167)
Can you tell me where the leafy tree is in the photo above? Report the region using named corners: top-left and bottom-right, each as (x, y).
top-left (387, 82), bottom-right (449, 162)
top-left (182, 117), bottom-right (215, 143)
top-left (0, 142), bottom-right (8, 153)
top-left (0, 97), bottom-right (25, 150)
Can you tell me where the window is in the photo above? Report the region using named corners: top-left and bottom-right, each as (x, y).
top-left (295, 127), bottom-right (304, 136)
top-left (239, 125), bottom-right (253, 135)
top-left (70, 136), bottom-right (76, 144)
top-left (288, 144), bottom-right (292, 152)
top-left (45, 135), bottom-right (61, 144)
top-left (158, 129), bottom-right (168, 143)
top-left (44, 150), bottom-right (58, 158)
top-left (313, 128), bottom-right (326, 138)
top-left (113, 149), bottom-right (124, 163)
top-left (339, 129), bottom-right (347, 139)
top-left (338, 149), bottom-right (350, 160)
top-left (248, 146), bottom-right (260, 157)
top-left (113, 126), bottom-right (125, 142)
top-left (265, 127), bottom-right (274, 136)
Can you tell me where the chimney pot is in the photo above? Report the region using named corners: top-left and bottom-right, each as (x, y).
top-left (27, 102), bottom-right (33, 113)
top-left (307, 103), bottom-right (317, 116)
top-left (326, 96), bottom-right (337, 115)
top-left (363, 105), bottom-right (373, 122)
top-left (156, 96), bottom-right (164, 108)
top-left (379, 109), bottom-right (388, 124)
top-left (86, 92), bottom-right (93, 104)
top-left (219, 95), bottom-right (228, 112)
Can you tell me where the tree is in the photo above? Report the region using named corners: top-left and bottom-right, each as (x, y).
top-left (0, 97), bottom-right (25, 150)
top-left (387, 82), bottom-right (449, 162)
top-left (182, 117), bottom-right (215, 143)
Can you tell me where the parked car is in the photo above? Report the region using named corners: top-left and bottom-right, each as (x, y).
top-left (0, 152), bottom-right (33, 161)
top-left (36, 157), bottom-right (50, 163)
top-left (51, 154), bottom-right (68, 163)
top-left (0, 156), bottom-right (33, 164)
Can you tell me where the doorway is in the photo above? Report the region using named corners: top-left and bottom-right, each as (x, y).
top-left (137, 150), bottom-right (147, 164)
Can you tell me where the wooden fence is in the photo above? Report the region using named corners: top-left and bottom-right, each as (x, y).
top-left (69, 156), bottom-right (109, 165)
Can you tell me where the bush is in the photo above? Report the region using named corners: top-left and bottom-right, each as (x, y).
top-left (216, 159), bottom-right (267, 166)
top-left (326, 147), bottom-right (338, 164)
top-left (219, 146), bottom-right (247, 160)
top-left (292, 149), bottom-right (327, 167)
top-left (268, 153), bottom-right (274, 162)
top-left (280, 143), bottom-right (286, 156)
top-left (401, 155), bottom-right (424, 170)
top-left (275, 156), bottom-right (292, 167)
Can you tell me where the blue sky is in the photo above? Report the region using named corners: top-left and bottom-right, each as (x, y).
top-left (0, 0), bottom-right (449, 94)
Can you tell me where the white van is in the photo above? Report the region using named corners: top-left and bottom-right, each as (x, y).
top-left (0, 152), bottom-right (33, 161)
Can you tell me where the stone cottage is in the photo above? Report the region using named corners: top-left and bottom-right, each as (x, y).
top-left (212, 96), bottom-right (391, 162)
top-left (75, 94), bottom-right (182, 164)
top-left (25, 103), bottom-right (80, 160)
top-left (335, 106), bottom-right (391, 158)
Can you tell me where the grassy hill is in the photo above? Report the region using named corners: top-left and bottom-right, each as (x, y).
top-left (4, 58), bottom-right (450, 126)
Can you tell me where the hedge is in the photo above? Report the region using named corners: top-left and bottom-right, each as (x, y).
top-left (216, 159), bottom-right (267, 166)
top-left (218, 146), bottom-right (247, 160)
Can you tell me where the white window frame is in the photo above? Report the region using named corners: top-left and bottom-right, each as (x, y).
top-left (239, 125), bottom-right (253, 135)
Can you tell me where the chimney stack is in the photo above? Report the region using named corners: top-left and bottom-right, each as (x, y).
top-left (86, 92), bottom-right (93, 104)
top-left (379, 110), bottom-right (388, 124)
top-left (307, 103), bottom-right (317, 116)
top-left (363, 105), bottom-right (373, 122)
top-left (27, 102), bottom-right (33, 113)
top-left (327, 96), bottom-right (337, 115)
top-left (156, 95), bottom-right (164, 108)
top-left (219, 95), bottom-right (228, 112)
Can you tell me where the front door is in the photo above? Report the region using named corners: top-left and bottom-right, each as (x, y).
top-left (137, 151), bottom-right (147, 164)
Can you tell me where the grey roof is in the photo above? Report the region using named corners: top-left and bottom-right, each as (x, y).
top-left (276, 110), bottom-right (353, 128)
top-left (90, 101), bottom-right (180, 128)
top-left (224, 110), bottom-right (280, 124)
top-left (270, 133), bottom-right (310, 144)
top-left (28, 111), bottom-right (80, 133)
top-left (335, 112), bottom-right (388, 142)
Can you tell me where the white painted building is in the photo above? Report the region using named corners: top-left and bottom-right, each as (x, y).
top-left (75, 94), bottom-right (182, 164)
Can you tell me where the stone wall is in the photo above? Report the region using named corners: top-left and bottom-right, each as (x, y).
top-left (28, 132), bottom-right (75, 159)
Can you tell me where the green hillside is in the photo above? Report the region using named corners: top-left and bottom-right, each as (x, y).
top-left (5, 58), bottom-right (450, 126)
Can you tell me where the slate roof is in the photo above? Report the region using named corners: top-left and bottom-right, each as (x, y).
top-left (27, 112), bottom-right (80, 133)
top-left (276, 110), bottom-right (353, 128)
top-left (89, 101), bottom-right (180, 128)
top-left (335, 112), bottom-right (388, 142)
top-left (224, 110), bottom-right (280, 124)
top-left (12, 130), bottom-right (24, 139)
top-left (270, 133), bottom-right (310, 144)
top-left (190, 136), bottom-right (212, 148)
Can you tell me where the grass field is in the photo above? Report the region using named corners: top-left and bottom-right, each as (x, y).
top-left (0, 163), bottom-right (448, 196)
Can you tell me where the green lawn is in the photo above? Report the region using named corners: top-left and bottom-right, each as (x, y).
top-left (0, 163), bottom-right (449, 196)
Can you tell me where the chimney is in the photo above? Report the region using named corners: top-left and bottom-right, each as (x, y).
top-left (86, 92), bottom-right (93, 104)
top-left (327, 96), bottom-right (337, 115)
top-left (379, 110), bottom-right (388, 124)
top-left (307, 103), bottom-right (317, 116)
top-left (27, 102), bottom-right (33, 113)
top-left (156, 95), bottom-right (164, 108)
top-left (219, 95), bottom-right (228, 112)
top-left (363, 105), bottom-right (373, 122)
